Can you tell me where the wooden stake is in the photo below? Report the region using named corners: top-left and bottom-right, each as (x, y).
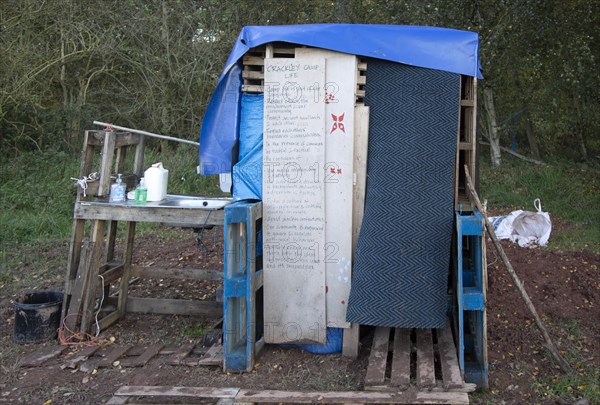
top-left (479, 141), bottom-right (547, 166)
top-left (464, 165), bottom-right (573, 374)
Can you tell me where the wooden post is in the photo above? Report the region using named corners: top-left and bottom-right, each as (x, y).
top-left (482, 88), bottom-right (501, 166)
top-left (344, 104), bottom-right (370, 358)
top-left (118, 222), bottom-right (136, 316)
top-left (63, 131), bottom-right (95, 320)
top-left (464, 166), bottom-right (573, 374)
top-left (133, 134), bottom-right (146, 177)
top-left (97, 131), bottom-right (116, 197)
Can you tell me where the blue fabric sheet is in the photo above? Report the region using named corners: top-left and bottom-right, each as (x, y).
top-left (198, 24), bottom-right (481, 174)
top-left (346, 60), bottom-right (459, 328)
top-left (232, 93), bottom-right (264, 200)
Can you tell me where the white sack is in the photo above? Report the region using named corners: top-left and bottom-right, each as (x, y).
top-left (488, 199), bottom-right (552, 248)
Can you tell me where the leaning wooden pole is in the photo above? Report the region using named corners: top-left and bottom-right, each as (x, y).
top-left (464, 165), bottom-right (573, 374)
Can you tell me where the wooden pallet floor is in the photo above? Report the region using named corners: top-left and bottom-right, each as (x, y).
top-left (22, 327), bottom-right (472, 404)
top-left (20, 343), bottom-right (223, 371)
top-left (364, 327), bottom-right (475, 394)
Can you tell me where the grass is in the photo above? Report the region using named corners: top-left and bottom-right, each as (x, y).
top-left (0, 151), bottom-right (78, 244)
top-left (479, 159), bottom-right (600, 253)
top-left (530, 319), bottom-right (600, 403)
top-left (0, 146), bottom-right (223, 245)
top-left (181, 322), bottom-right (208, 338)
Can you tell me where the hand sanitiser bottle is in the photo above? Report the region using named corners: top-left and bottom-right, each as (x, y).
top-left (134, 177), bottom-right (147, 205)
top-left (109, 173), bottom-right (126, 203)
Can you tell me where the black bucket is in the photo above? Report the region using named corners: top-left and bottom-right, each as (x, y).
top-left (13, 291), bottom-right (63, 344)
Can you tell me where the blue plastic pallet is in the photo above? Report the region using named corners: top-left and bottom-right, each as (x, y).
top-left (455, 211), bottom-right (489, 389)
top-left (223, 201), bottom-right (264, 372)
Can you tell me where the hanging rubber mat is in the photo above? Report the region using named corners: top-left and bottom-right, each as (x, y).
top-left (346, 60), bottom-right (460, 328)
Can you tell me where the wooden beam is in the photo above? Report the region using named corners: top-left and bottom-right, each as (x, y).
top-left (242, 70), bottom-right (264, 80)
top-left (87, 132), bottom-right (140, 148)
top-left (390, 328), bottom-right (411, 389)
top-left (120, 344), bottom-right (164, 367)
top-left (118, 222), bottom-right (136, 316)
top-left (416, 329), bottom-right (435, 389)
top-left (112, 385), bottom-right (469, 404)
top-left (100, 262), bottom-right (124, 284)
top-left (133, 134), bottom-right (146, 177)
top-left (437, 328), bottom-right (464, 389)
top-left (80, 219), bottom-right (106, 334)
top-left (97, 131), bottom-right (116, 197)
top-left (74, 203), bottom-right (225, 226)
top-left (365, 327), bottom-right (390, 387)
top-left (479, 141), bottom-right (547, 165)
top-left (130, 266), bottom-right (222, 280)
top-left (21, 345), bottom-right (68, 367)
top-left (123, 297), bottom-right (222, 316)
top-left (345, 104), bottom-right (370, 358)
top-left (114, 386), bottom-right (239, 399)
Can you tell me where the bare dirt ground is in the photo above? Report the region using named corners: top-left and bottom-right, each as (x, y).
top-left (1, 225), bottom-right (598, 404)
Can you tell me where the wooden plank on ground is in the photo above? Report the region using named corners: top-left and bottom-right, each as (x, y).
top-left (196, 344), bottom-right (223, 366)
top-left (64, 346), bottom-right (100, 369)
top-left (235, 388), bottom-right (468, 404)
top-left (105, 395), bottom-right (129, 404)
top-left (166, 343), bottom-right (195, 365)
top-left (113, 386), bottom-right (239, 398)
top-left (120, 344), bottom-right (163, 367)
top-left (124, 297), bottom-right (222, 316)
top-left (437, 327), bottom-right (464, 389)
top-left (96, 344), bottom-right (133, 368)
top-left (364, 327), bottom-right (390, 387)
top-left (390, 328), bottom-right (411, 389)
top-left (21, 345), bottom-right (68, 367)
top-left (416, 329), bottom-right (436, 389)
top-left (111, 385), bottom-right (468, 404)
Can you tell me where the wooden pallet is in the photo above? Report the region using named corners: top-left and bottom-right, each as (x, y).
top-left (20, 343), bottom-right (223, 371)
top-left (106, 385), bottom-right (469, 404)
top-left (364, 327), bottom-right (475, 395)
top-left (454, 75), bottom-right (477, 211)
top-left (241, 43), bottom-right (367, 101)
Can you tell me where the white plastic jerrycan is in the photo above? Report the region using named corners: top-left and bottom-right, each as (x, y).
top-left (144, 162), bottom-right (169, 201)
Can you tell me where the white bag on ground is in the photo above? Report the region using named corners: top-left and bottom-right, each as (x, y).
top-left (488, 199), bottom-right (551, 248)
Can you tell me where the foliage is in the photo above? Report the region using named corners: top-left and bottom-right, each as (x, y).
top-left (1, 0), bottom-right (598, 162)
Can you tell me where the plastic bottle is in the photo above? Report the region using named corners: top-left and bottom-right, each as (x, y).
top-left (144, 162), bottom-right (169, 201)
top-left (109, 173), bottom-right (126, 203)
top-left (134, 178), bottom-right (148, 205)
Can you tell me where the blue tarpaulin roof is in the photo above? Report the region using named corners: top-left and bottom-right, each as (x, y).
top-left (199, 24), bottom-right (482, 175)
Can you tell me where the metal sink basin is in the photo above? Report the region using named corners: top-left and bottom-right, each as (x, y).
top-left (158, 195), bottom-right (232, 209)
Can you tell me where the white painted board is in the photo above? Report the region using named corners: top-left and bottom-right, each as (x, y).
top-left (263, 58), bottom-right (327, 344)
top-left (296, 48), bottom-right (357, 329)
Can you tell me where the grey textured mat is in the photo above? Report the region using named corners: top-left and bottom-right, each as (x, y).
top-left (346, 60), bottom-right (460, 328)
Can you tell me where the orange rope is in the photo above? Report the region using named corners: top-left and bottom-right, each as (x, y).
top-left (58, 313), bottom-right (111, 347)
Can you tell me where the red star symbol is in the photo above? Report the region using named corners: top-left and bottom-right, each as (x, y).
top-left (330, 113), bottom-right (345, 134)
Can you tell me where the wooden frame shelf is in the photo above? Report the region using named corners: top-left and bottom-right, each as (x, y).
top-left (62, 130), bottom-right (226, 338)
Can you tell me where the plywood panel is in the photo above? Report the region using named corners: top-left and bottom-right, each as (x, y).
top-left (295, 48), bottom-right (357, 329)
top-left (263, 57), bottom-right (327, 343)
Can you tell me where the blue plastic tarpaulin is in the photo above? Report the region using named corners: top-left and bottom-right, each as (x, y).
top-left (199, 24), bottom-right (482, 174)
top-left (232, 94), bottom-right (263, 200)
